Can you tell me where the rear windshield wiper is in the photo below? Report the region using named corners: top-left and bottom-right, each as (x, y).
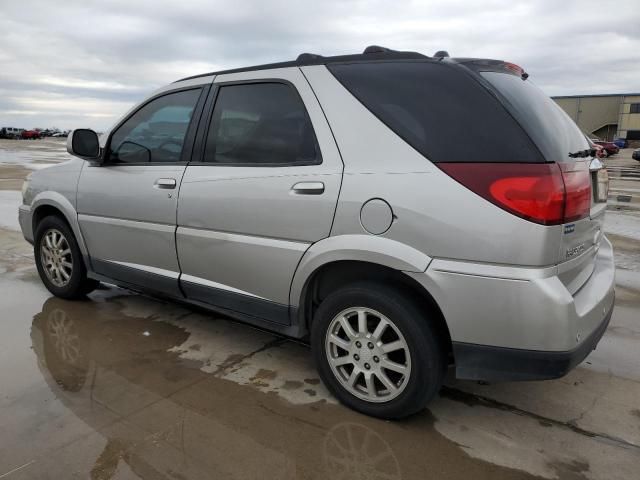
top-left (568, 149), bottom-right (595, 158)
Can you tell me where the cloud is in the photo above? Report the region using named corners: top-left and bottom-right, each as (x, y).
top-left (0, 0), bottom-right (638, 130)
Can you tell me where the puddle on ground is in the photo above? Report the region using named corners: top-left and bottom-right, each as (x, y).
top-left (0, 274), bottom-right (637, 479)
top-left (2, 145), bottom-right (640, 478)
top-left (0, 291), bottom-right (545, 480)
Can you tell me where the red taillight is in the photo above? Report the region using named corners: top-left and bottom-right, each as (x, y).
top-left (437, 162), bottom-right (591, 225)
top-left (558, 161), bottom-right (591, 222)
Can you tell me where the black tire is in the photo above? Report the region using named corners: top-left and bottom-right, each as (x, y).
top-left (311, 282), bottom-right (446, 419)
top-left (34, 215), bottom-right (98, 299)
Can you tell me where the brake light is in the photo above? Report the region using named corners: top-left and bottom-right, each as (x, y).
top-left (503, 62), bottom-right (529, 80)
top-left (559, 162), bottom-right (591, 222)
top-left (437, 162), bottom-right (591, 225)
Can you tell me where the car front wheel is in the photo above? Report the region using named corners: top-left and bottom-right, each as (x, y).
top-left (311, 282), bottom-right (446, 419)
top-left (34, 215), bottom-right (98, 299)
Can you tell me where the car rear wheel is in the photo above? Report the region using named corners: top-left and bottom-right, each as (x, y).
top-left (311, 282), bottom-right (445, 419)
top-left (34, 215), bottom-right (98, 299)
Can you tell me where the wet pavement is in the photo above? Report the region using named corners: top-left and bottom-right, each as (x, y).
top-left (0, 138), bottom-right (70, 191)
top-left (1, 141), bottom-right (639, 479)
top-left (605, 152), bottom-right (640, 214)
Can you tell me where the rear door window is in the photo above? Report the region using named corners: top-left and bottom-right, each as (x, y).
top-left (328, 61), bottom-right (542, 163)
top-left (204, 83), bottom-right (320, 166)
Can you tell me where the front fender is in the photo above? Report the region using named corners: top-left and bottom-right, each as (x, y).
top-left (289, 234), bottom-right (431, 307)
top-left (31, 192), bottom-right (89, 256)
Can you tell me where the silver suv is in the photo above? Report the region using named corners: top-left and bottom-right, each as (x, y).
top-left (18, 47), bottom-right (615, 419)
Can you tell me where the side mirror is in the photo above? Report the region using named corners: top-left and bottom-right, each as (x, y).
top-left (67, 129), bottom-right (100, 160)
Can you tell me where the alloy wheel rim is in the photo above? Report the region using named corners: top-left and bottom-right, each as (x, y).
top-left (40, 228), bottom-right (73, 287)
top-left (48, 309), bottom-right (81, 365)
top-left (323, 422), bottom-right (401, 479)
top-left (325, 307), bottom-right (411, 403)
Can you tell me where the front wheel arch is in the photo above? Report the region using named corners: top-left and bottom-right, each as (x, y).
top-left (34, 215), bottom-right (98, 299)
top-left (30, 192), bottom-right (89, 258)
top-left (32, 204), bottom-right (70, 235)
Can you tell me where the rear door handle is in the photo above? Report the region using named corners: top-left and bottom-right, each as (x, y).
top-left (154, 178), bottom-right (177, 189)
top-left (291, 181), bottom-right (325, 195)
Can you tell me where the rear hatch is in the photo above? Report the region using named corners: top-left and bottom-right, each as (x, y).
top-left (467, 61), bottom-right (608, 293)
top-left (328, 58), bottom-right (608, 292)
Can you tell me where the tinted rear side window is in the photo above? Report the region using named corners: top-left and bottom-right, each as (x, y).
top-left (328, 61), bottom-right (542, 163)
top-left (204, 83), bottom-right (320, 165)
top-left (480, 72), bottom-right (589, 162)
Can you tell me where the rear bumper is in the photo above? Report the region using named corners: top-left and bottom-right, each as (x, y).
top-left (451, 299), bottom-right (613, 381)
top-left (406, 236), bottom-right (616, 382)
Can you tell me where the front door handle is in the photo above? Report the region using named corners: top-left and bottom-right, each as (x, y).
top-left (154, 178), bottom-right (177, 189)
top-left (291, 181), bottom-right (325, 195)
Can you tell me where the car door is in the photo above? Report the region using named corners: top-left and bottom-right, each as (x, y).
top-left (77, 86), bottom-right (207, 296)
top-left (177, 68), bottom-right (343, 324)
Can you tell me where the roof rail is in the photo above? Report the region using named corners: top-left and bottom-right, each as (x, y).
top-left (296, 53), bottom-right (325, 62)
top-left (363, 45), bottom-right (395, 54)
top-left (175, 46), bottom-right (429, 83)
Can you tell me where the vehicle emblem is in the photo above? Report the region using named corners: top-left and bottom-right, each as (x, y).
top-left (566, 244), bottom-right (585, 259)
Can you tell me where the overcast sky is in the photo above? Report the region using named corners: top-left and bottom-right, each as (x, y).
top-left (1, 0), bottom-right (638, 131)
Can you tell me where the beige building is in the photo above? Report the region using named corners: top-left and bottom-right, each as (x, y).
top-left (552, 93), bottom-right (640, 144)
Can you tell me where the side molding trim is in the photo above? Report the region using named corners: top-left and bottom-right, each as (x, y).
top-left (181, 274), bottom-right (267, 300)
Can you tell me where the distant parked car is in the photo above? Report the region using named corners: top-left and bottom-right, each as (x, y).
top-left (590, 138), bottom-right (619, 156)
top-left (0, 127), bottom-right (24, 139)
top-left (51, 132), bottom-right (68, 138)
top-left (633, 148), bottom-right (640, 161)
top-left (613, 138), bottom-right (628, 149)
top-left (586, 137), bottom-right (607, 158)
top-left (21, 130), bottom-right (41, 140)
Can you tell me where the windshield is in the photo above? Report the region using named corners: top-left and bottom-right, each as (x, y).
top-left (480, 72), bottom-right (589, 162)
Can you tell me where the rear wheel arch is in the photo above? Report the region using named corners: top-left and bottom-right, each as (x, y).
top-left (298, 260), bottom-right (453, 359)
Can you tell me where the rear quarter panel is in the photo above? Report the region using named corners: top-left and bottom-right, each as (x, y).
top-left (301, 65), bottom-right (563, 267)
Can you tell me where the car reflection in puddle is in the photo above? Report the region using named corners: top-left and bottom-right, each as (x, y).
top-left (29, 296), bottom-right (537, 480)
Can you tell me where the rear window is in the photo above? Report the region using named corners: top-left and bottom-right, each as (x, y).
top-left (479, 72), bottom-right (589, 162)
top-left (328, 61), bottom-right (543, 163)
